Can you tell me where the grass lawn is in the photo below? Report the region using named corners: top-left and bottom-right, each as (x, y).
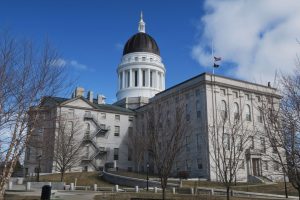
top-left (94, 192), bottom-right (271, 200)
top-left (110, 170), bottom-right (158, 180)
top-left (39, 172), bottom-right (113, 186)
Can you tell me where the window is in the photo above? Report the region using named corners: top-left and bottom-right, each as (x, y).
top-left (196, 100), bottom-right (201, 119)
top-left (129, 116), bottom-right (134, 121)
top-left (142, 70), bottom-right (146, 86)
top-left (114, 126), bottom-right (120, 136)
top-left (221, 100), bottom-right (227, 120)
top-left (142, 57), bottom-right (146, 61)
top-left (85, 123), bottom-right (90, 135)
top-left (234, 102), bottom-right (239, 121)
top-left (220, 88), bottom-right (226, 96)
top-left (274, 162), bottom-right (279, 171)
top-left (239, 160), bottom-right (245, 169)
top-left (186, 136), bottom-right (190, 152)
top-left (100, 124), bottom-right (106, 130)
top-left (195, 89), bottom-right (200, 97)
top-left (101, 113), bottom-right (106, 119)
top-left (246, 104), bottom-right (251, 121)
top-left (245, 93), bottom-right (250, 100)
top-left (128, 127), bottom-right (133, 137)
top-left (127, 71), bottom-right (130, 87)
top-left (238, 135), bottom-right (243, 151)
top-left (257, 110), bottom-right (263, 123)
top-left (224, 133), bottom-right (230, 150)
top-left (256, 96), bottom-right (261, 102)
top-left (115, 115), bottom-right (120, 121)
top-left (114, 148), bottom-right (119, 160)
top-left (150, 58), bottom-right (153, 62)
top-left (264, 161), bottom-right (268, 170)
top-left (135, 57), bottom-right (138, 61)
top-left (185, 93), bottom-right (189, 100)
top-left (197, 159), bottom-right (203, 169)
top-left (26, 148), bottom-right (31, 160)
top-left (68, 109), bottom-right (74, 118)
top-left (260, 137), bottom-right (266, 153)
top-left (128, 147), bottom-right (132, 161)
top-left (186, 160), bottom-right (191, 171)
top-left (85, 146), bottom-right (89, 158)
top-left (249, 136), bottom-right (254, 149)
top-left (233, 91), bottom-right (238, 98)
top-left (270, 138), bottom-right (277, 153)
top-left (186, 104), bottom-right (190, 121)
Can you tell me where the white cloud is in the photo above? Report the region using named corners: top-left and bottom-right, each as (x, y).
top-left (192, 0), bottom-right (300, 83)
top-left (51, 59), bottom-right (87, 70)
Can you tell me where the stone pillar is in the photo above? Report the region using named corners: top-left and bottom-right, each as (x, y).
top-left (138, 68), bottom-right (142, 87)
top-left (154, 187), bottom-right (158, 193)
top-left (156, 71), bottom-right (159, 89)
top-left (190, 188), bottom-right (194, 195)
top-left (122, 70), bottom-right (125, 89)
top-left (26, 182), bottom-right (31, 191)
top-left (115, 185), bottom-right (119, 192)
top-left (135, 186), bottom-right (139, 193)
top-left (8, 181), bottom-right (13, 190)
top-left (129, 69), bottom-right (132, 87)
top-left (70, 183), bottom-right (75, 191)
top-left (172, 187), bottom-right (176, 194)
top-left (94, 184), bottom-right (97, 191)
top-left (147, 69), bottom-right (151, 87)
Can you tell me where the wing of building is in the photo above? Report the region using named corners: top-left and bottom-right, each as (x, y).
top-left (24, 13), bottom-right (284, 182)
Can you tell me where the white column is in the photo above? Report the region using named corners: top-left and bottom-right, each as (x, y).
top-left (122, 70), bottom-right (125, 89)
top-left (129, 69), bottom-right (132, 87)
top-left (156, 71), bottom-right (159, 89)
top-left (147, 69), bottom-right (151, 87)
top-left (138, 68), bottom-right (142, 87)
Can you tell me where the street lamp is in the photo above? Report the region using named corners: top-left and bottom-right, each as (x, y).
top-left (37, 155), bottom-right (42, 182)
top-left (146, 162), bottom-right (149, 191)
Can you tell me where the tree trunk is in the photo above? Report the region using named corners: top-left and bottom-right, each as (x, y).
top-left (60, 171), bottom-right (65, 182)
top-left (162, 187), bottom-right (166, 200)
top-left (226, 186), bottom-right (230, 200)
top-left (283, 173), bottom-right (288, 198)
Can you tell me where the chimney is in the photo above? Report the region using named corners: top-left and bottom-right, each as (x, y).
top-left (87, 91), bottom-right (93, 103)
top-left (74, 87), bottom-right (84, 97)
top-left (267, 82), bottom-right (271, 87)
top-left (97, 95), bottom-right (106, 104)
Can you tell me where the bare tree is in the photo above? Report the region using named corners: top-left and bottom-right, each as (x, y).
top-left (128, 121), bottom-right (147, 173)
top-left (144, 96), bottom-right (189, 200)
top-left (53, 115), bottom-right (82, 181)
top-left (261, 65), bottom-right (300, 198)
top-left (0, 30), bottom-right (69, 196)
top-left (209, 107), bottom-right (256, 200)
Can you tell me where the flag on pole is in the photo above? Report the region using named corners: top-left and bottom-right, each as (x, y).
top-left (213, 56), bottom-right (222, 68)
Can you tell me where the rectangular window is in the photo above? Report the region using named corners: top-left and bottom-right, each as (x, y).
top-left (150, 58), bottom-right (153, 62)
top-left (186, 160), bottom-right (191, 171)
top-left (264, 161), bottom-right (268, 170)
top-left (257, 110), bottom-right (263, 123)
top-left (233, 91), bottom-right (238, 98)
top-left (195, 89), bottom-right (200, 97)
top-left (260, 137), bottom-right (266, 153)
top-left (220, 88), bottom-right (226, 96)
top-left (135, 57), bottom-right (138, 61)
top-left (115, 115), bottom-right (120, 121)
top-left (197, 159), bottom-right (203, 169)
top-left (142, 57), bottom-right (146, 61)
top-left (274, 162), bottom-right (279, 171)
top-left (101, 113), bottom-right (106, 119)
top-left (224, 133), bottom-right (230, 150)
top-left (249, 136), bottom-right (254, 149)
top-left (129, 116), bottom-right (134, 121)
top-left (245, 94), bottom-right (250, 100)
top-left (114, 126), bottom-right (120, 136)
top-left (114, 148), bottom-right (119, 160)
top-left (142, 70), bottom-right (146, 86)
top-left (68, 109), bottom-right (74, 118)
top-left (256, 95), bottom-right (261, 102)
top-left (196, 100), bottom-right (201, 119)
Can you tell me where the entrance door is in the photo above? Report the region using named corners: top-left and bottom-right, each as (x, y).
top-left (252, 158), bottom-right (260, 176)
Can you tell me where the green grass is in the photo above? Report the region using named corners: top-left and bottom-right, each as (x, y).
top-left (39, 172), bottom-right (113, 186)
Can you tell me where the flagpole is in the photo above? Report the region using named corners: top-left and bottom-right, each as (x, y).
top-left (212, 40), bottom-right (214, 75)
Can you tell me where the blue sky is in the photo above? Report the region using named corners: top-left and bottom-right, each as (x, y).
top-left (1, 0), bottom-right (299, 103)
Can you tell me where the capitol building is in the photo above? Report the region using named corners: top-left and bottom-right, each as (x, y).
top-left (24, 14), bottom-right (284, 182)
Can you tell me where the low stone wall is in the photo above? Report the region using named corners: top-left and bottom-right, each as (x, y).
top-left (102, 171), bottom-right (178, 188)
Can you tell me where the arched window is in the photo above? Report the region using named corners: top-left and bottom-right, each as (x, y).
top-left (246, 104), bottom-right (251, 121)
top-left (221, 100), bottom-right (227, 120)
top-left (234, 102), bottom-right (239, 120)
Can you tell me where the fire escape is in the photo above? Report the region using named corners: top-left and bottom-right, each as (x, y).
top-left (81, 113), bottom-right (110, 170)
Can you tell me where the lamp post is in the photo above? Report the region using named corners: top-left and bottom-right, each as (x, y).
top-left (37, 155), bottom-right (42, 182)
top-left (146, 162), bottom-right (149, 191)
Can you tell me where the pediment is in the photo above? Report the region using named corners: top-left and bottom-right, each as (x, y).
top-left (62, 98), bottom-right (94, 109)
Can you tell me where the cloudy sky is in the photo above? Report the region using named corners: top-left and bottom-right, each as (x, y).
top-left (0, 0), bottom-right (299, 102)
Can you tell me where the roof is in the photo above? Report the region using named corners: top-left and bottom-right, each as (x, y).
top-left (123, 32), bottom-right (160, 56)
top-left (43, 96), bottom-right (134, 115)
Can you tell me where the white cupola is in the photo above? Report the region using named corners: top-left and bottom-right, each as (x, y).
top-left (116, 12), bottom-right (166, 102)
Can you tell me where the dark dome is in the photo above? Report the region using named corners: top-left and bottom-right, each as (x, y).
top-left (123, 32), bottom-right (160, 56)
